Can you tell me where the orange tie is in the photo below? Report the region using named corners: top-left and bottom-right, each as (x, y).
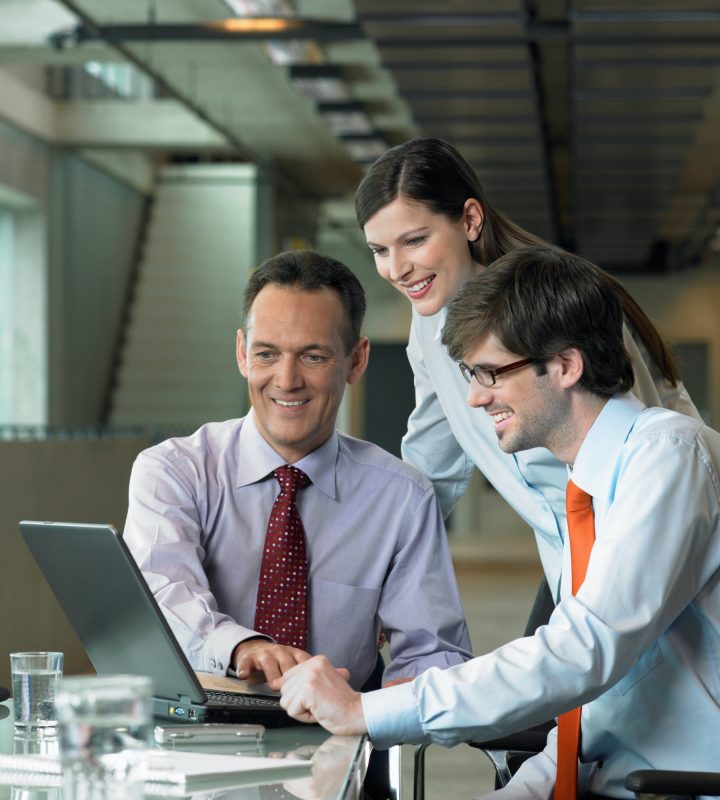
top-left (554, 479), bottom-right (595, 800)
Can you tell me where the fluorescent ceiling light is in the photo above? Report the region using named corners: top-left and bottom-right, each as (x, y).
top-left (223, 0), bottom-right (293, 16)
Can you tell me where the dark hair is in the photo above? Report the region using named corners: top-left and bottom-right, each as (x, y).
top-left (355, 137), bottom-right (544, 267)
top-left (242, 250), bottom-right (366, 354)
top-left (442, 246), bottom-right (635, 398)
top-left (356, 137), bottom-right (679, 386)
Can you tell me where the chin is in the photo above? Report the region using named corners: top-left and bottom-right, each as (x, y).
top-left (497, 436), bottom-right (519, 454)
top-left (412, 296), bottom-right (445, 317)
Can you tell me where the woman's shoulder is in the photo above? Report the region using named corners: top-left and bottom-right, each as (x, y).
top-left (622, 321), bottom-right (701, 419)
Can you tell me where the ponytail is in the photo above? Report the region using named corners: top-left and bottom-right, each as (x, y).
top-left (605, 274), bottom-right (679, 386)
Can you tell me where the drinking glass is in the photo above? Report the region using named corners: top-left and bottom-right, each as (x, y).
top-left (10, 652), bottom-right (64, 730)
top-left (54, 675), bottom-right (152, 800)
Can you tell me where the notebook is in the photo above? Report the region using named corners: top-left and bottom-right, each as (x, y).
top-left (0, 749), bottom-right (312, 794)
top-left (19, 520), bottom-right (298, 726)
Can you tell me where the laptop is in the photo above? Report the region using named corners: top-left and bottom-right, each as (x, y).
top-left (19, 520), bottom-right (299, 726)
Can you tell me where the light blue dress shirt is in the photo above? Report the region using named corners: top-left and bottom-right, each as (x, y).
top-left (123, 411), bottom-right (473, 689)
top-left (363, 394), bottom-right (720, 798)
top-left (402, 308), bottom-right (701, 596)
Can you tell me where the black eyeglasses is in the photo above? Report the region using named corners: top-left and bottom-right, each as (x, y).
top-left (458, 357), bottom-right (538, 387)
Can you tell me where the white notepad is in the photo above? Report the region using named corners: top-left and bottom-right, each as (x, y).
top-left (0, 748), bottom-right (312, 793)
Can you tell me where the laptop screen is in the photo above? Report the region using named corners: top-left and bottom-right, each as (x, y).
top-left (19, 521), bottom-right (207, 705)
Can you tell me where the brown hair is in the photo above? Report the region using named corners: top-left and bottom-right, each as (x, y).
top-left (243, 250), bottom-right (366, 354)
top-left (442, 246), bottom-right (635, 397)
top-left (356, 137), bottom-right (679, 385)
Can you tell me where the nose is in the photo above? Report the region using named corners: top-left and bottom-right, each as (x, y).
top-left (467, 379), bottom-right (493, 409)
top-left (387, 250), bottom-right (413, 283)
top-left (274, 355), bottom-right (303, 391)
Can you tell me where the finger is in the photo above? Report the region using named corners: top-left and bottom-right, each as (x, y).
top-left (259, 657), bottom-right (283, 688)
top-left (236, 651), bottom-right (270, 678)
top-left (290, 709), bottom-right (317, 724)
top-left (281, 690), bottom-right (316, 723)
top-left (235, 654), bottom-right (257, 678)
top-left (336, 667), bottom-right (351, 683)
top-left (294, 649), bottom-right (313, 664)
top-left (274, 647), bottom-right (304, 675)
top-left (278, 658), bottom-right (311, 687)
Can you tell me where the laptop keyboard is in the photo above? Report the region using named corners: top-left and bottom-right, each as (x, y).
top-left (205, 689), bottom-right (281, 708)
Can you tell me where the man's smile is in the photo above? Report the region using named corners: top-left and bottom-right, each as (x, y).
top-left (273, 398), bottom-right (309, 408)
top-left (488, 409), bottom-right (514, 431)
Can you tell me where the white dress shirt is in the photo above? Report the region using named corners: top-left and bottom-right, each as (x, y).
top-left (124, 411), bottom-right (472, 689)
top-left (363, 394), bottom-right (720, 798)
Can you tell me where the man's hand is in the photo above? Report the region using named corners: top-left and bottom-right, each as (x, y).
top-left (280, 655), bottom-right (367, 735)
top-left (232, 639), bottom-right (312, 691)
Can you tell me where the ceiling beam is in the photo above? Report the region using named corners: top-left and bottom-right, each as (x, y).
top-left (50, 20), bottom-right (364, 47)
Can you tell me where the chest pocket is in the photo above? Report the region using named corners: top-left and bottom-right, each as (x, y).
top-left (604, 642), bottom-right (663, 696)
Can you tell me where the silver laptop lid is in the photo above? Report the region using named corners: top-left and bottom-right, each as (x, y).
top-left (19, 521), bottom-right (207, 705)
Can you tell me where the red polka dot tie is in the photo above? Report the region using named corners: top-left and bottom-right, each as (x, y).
top-left (253, 465), bottom-right (310, 649)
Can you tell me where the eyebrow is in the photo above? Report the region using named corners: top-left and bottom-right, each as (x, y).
top-left (466, 358), bottom-right (511, 371)
top-left (250, 340), bottom-right (335, 354)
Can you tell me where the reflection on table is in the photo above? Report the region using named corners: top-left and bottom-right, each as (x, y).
top-left (0, 700), bottom-right (369, 800)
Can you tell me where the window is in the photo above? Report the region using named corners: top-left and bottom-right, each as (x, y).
top-left (0, 207), bottom-right (14, 423)
top-left (0, 192), bottom-right (46, 428)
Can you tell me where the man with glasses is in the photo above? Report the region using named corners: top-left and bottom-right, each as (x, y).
top-left (278, 246), bottom-right (720, 799)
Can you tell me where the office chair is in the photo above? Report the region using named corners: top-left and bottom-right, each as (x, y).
top-left (414, 578), bottom-right (720, 800)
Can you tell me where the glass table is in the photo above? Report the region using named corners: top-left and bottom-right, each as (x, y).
top-left (0, 700), bottom-right (370, 800)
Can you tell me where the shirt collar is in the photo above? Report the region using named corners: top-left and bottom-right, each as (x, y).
top-left (570, 392), bottom-right (645, 498)
top-left (236, 409), bottom-right (339, 499)
top-left (432, 306), bottom-right (448, 342)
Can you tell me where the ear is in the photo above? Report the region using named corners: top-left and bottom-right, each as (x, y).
top-left (462, 198), bottom-right (485, 242)
top-left (346, 337), bottom-right (370, 385)
top-left (552, 348), bottom-right (585, 389)
top-left (236, 329), bottom-right (249, 378)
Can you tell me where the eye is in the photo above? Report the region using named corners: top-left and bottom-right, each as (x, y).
top-left (254, 351), bottom-right (276, 362)
top-left (302, 353), bottom-right (328, 365)
top-left (369, 245), bottom-right (387, 257)
top-left (405, 235), bottom-right (427, 247)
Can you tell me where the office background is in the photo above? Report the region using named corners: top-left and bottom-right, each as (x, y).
top-left (1, 2), bottom-right (720, 791)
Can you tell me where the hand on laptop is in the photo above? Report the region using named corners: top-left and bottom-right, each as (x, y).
top-left (279, 655), bottom-right (366, 734)
top-left (233, 639), bottom-right (313, 690)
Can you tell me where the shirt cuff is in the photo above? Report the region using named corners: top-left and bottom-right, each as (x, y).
top-left (205, 624), bottom-right (271, 675)
top-left (361, 682), bottom-right (426, 749)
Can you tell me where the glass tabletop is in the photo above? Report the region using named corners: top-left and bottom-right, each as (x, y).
top-left (0, 701), bottom-right (369, 800)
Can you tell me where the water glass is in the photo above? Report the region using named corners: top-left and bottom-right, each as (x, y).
top-left (10, 652), bottom-right (64, 729)
top-left (54, 675), bottom-right (152, 800)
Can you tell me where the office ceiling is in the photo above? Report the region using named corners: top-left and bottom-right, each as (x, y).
top-left (1, 0), bottom-right (720, 273)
